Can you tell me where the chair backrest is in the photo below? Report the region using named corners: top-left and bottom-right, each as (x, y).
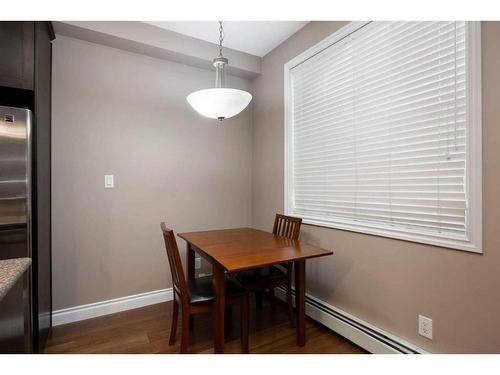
top-left (160, 222), bottom-right (187, 300)
top-left (273, 214), bottom-right (302, 240)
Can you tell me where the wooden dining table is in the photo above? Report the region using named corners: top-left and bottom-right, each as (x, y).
top-left (177, 227), bottom-right (333, 353)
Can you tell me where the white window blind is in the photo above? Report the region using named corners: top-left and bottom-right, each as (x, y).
top-left (285, 21), bottom-right (482, 252)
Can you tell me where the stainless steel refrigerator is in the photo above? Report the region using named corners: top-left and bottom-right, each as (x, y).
top-left (0, 106), bottom-right (32, 350)
top-left (0, 106), bottom-right (31, 259)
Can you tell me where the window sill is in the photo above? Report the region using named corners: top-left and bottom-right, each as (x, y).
top-left (296, 216), bottom-right (483, 254)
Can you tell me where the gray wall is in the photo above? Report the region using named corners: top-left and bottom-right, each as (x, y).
top-left (51, 36), bottom-right (253, 309)
top-left (251, 21), bottom-right (500, 353)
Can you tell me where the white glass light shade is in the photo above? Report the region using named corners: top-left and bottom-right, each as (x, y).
top-left (186, 88), bottom-right (252, 120)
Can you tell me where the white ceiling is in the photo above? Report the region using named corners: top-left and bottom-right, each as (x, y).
top-left (145, 21), bottom-right (308, 57)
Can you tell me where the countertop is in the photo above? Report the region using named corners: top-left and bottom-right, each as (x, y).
top-left (0, 258), bottom-right (31, 301)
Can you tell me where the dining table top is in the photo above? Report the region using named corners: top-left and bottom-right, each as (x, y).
top-left (177, 227), bottom-right (333, 272)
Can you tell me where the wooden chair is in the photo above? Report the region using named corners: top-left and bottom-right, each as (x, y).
top-left (235, 214), bottom-right (302, 326)
top-left (160, 222), bottom-right (249, 353)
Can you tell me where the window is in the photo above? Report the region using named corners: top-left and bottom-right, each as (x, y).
top-left (284, 21), bottom-right (482, 252)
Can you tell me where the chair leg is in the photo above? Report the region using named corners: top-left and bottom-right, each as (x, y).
top-left (286, 273), bottom-right (295, 327)
top-left (240, 295), bottom-right (249, 353)
top-left (180, 308), bottom-right (190, 354)
top-left (169, 299), bottom-right (179, 345)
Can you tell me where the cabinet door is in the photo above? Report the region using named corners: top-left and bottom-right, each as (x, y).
top-left (0, 22), bottom-right (34, 90)
top-left (0, 275), bottom-right (29, 353)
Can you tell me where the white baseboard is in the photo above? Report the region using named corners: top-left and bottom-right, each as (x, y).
top-left (52, 285), bottom-right (427, 354)
top-left (274, 287), bottom-right (427, 354)
top-left (52, 288), bottom-right (173, 326)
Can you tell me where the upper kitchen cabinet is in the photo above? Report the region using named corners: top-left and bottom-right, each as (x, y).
top-left (0, 22), bottom-right (34, 90)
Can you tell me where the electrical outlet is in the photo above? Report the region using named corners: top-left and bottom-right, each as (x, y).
top-left (418, 315), bottom-right (433, 339)
top-left (195, 257), bottom-right (201, 270)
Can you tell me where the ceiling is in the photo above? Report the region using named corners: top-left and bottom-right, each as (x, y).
top-left (145, 21), bottom-right (308, 57)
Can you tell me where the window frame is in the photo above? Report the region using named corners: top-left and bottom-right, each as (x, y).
top-left (284, 21), bottom-right (482, 253)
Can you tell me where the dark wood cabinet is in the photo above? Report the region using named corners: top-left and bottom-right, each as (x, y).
top-left (0, 22), bottom-right (34, 90)
top-left (0, 274), bottom-right (30, 353)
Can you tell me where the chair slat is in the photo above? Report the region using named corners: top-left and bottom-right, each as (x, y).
top-left (273, 214), bottom-right (302, 240)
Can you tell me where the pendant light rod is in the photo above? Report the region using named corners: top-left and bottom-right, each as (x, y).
top-left (213, 57), bottom-right (227, 88)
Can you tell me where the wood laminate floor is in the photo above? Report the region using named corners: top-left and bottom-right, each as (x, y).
top-left (45, 296), bottom-right (367, 354)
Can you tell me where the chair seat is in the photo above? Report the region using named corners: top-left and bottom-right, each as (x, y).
top-left (235, 265), bottom-right (287, 288)
top-left (188, 275), bottom-right (247, 305)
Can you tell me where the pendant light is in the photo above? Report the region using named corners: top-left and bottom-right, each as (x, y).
top-left (187, 21), bottom-right (252, 121)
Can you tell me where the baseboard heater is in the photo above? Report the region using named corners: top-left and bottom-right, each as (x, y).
top-left (276, 286), bottom-right (422, 354)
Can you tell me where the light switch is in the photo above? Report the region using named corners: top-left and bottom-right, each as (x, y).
top-left (104, 175), bottom-right (114, 188)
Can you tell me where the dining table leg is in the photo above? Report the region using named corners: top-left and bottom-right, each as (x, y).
top-left (294, 259), bottom-right (306, 346)
top-left (213, 263), bottom-right (225, 353)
